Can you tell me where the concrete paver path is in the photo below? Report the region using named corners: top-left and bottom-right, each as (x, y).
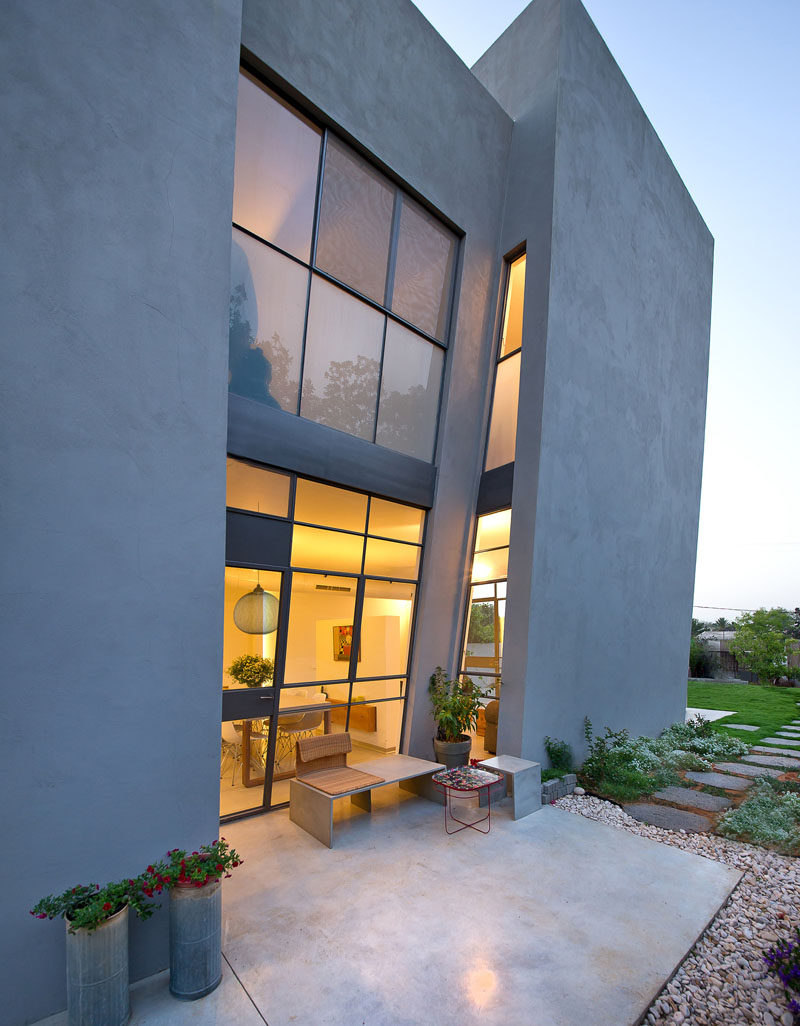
top-left (685, 770), bottom-right (753, 791)
top-left (743, 753), bottom-right (800, 769)
top-left (651, 786), bottom-right (731, 812)
top-left (712, 761), bottom-right (782, 779)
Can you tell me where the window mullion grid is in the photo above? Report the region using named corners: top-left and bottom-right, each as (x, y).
top-left (383, 192), bottom-right (402, 310)
top-left (371, 318), bottom-right (388, 443)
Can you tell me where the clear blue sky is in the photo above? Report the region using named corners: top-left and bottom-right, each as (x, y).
top-left (413, 0), bottom-right (800, 621)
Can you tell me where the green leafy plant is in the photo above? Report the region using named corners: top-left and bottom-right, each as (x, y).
top-left (148, 838), bottom-right (243, 890)
top-left (31, 875), bottom-right (159, 933)
top-left (717, 779), bottom-right (800, 853)
top-left (428, 667), bottom-right (488, 742)
top-left (544, 736), bottom-right (573, 774)
top-left (729, 607), bottom-right (795, 685)
top-left (227, 653), bottom-right (274, 688)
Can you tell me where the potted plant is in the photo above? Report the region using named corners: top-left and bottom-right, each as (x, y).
top-left (148, 838), bottom-right (243, 1001)
top-left (227, 653), bottom-right (274, 688)
top-left (429, 666), bottom-right (488, 768)
top-left (30, 875), bottom-right (159, 1026)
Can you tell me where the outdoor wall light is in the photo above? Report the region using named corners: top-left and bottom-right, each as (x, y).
top-left (233, 583), bottom-right (279, 634)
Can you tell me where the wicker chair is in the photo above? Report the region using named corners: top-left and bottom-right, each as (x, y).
top-left (294, 732), bottom-right (384, 795)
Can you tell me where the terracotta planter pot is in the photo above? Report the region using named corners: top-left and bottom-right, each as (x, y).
top-left (65, 903), bottom-right (130, 1026)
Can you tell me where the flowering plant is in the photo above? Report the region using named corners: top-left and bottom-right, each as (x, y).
top-left (764, 925), bottom-right (800, 1018)
top-left (227, 654), bottom-right (274, 688)
top-left (31, 875), bottom-right (159, 933)
top-left (147, 838), bottom-right (243, 889)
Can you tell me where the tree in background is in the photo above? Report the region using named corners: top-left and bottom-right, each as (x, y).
top-left (712, 616), bottom-right (734, 631)
top-left (729, 608), bottom-right (794, 685)
top-left (691, 618), bottom-right (710, 637)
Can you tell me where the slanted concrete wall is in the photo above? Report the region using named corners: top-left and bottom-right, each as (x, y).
top-left (477, 0), bottom-right (713, 764)
top-left (0, 1), bottom-right (242, 1020)
top-left (240, 0), bottom-right (513, 758)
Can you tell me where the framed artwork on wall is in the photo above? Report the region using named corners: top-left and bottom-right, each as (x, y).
top-left (332, 624), bottom-right (360, 662)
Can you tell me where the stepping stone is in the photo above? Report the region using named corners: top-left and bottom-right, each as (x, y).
top-left (743, 753), bottom-right (800, 770)
top-left (752, 745), bottom-right (800, 758)
top-left (623, 804), bottom-right (712, 832)
top-left (792, 720), bottom-right (800, 724)
top-left (685, 771), bottom-right (752, 791)
top-left (723, 724), bottom-right (759, 731)
top-left (652, 786), bottom-right (731, 812)
top-left (762, 737), bottom-right (800, 747)
top-left (713, 761), bottom-right (782, 779)
top-left (778, 728), bottom-right (800, 734)
top-left (776, 732), bottom-right (800, 740)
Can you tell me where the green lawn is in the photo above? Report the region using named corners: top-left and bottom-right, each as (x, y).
top-left (687, 680), bottom-right (800, 746)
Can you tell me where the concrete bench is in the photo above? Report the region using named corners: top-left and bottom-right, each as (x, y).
top-left (479, 755), bottom-right (542, 819)
top-left (289, 754), bottom-right (445, 847)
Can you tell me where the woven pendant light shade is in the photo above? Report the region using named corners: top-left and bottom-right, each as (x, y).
top-left (233, 584), bottom-right (279, 634)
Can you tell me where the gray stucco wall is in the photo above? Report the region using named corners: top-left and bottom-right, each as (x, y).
top-left (478, 0), bottom-right (713, 764)
top-left (239, 0), bottom-right (513, 758)
top-left (0, 1), bottom-right (242, 1021)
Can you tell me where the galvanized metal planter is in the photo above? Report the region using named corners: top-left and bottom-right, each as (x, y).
top-left (65, 903), bottom-right (130, 1026)
top-left (169, 879), bottom-right (222, 1000)
top-left (433, 735), bottom-right (471, 769)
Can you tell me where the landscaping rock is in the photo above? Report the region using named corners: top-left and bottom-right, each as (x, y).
top-left (622, 803), bottom-right (712, 832)
top-left (743, 753), bottom-right (800, 769)
top-left (761, 737), bottom-right (800, 747)
top-left (573, 786), bottom-right (585, 796)
top-left (713, 761), bottom-right (783, 778)
top-left (651, 786), bottom-right (731, 812)
top-left (685, 771), bottom-right (753, 791)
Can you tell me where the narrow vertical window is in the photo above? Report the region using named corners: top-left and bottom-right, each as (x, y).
top-left (485, 253), bottom-right (526, 470)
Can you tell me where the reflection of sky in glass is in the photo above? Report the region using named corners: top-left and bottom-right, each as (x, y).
top-left (229, 230), bottom-right (307, 412)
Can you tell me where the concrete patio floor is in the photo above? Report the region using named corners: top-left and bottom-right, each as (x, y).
top-left (39, 790), bottom-right (741, 1026)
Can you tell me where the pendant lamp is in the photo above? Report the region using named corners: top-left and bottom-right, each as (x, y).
top-left (233, 583), bottom-right (279, 634)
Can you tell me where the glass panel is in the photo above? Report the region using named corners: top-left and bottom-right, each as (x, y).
top-left (226, 459), bottom-right (290, 517)
top-left (223, 568), bottom-right (281, 690)
top-left (300, 276), bottom-right (384, 439)
top-left (364, 537), bottom-right (420, 580)
top-left (368, 497), bottom-right (424, 544)
top-left (499, 253), bottom-right (526, 357)
top-left (392, 197), bottom-right (456, 340)
top-left (356, 581), bottom-right (416, 678)
top-left (351, 680), bottom-right (407, 702)
top-left (462, 584), bottom-right (504, 677)
top-left (475, 509), bottom-right (511, 552)
top-left (232, 71), bottom-right (321, 261)
top-left (220, 715), bottom-right (272, 817)
top-left (471, 546), bottom-right (508, 583)
top-left (316, 137), bottom-right (394, 303)
top-left (294, 479), bottom-right (367, 533)
top-left (485, 352), bottom-right (520, 470)
top-left (375, 320), bottom-right (443, 461)
top-left (291, 525), bottom-right (363, 574)
top-left (283, 572), bottom-right (358, 684)
top-left (229, 229), bottom-right (307, 411)
top-left (359, 696), bottom-right (403, 755)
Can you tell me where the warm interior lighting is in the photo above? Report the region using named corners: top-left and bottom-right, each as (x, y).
top-left (233, 583), bottom-right (279, 634)
top-left (475, 509), bottom-right (511, 552)
top-left (464, 964), bottom-right (498, 1010)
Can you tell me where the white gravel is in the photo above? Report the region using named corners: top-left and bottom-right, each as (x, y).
top-left (554, 794), bottom-right (799, 1026)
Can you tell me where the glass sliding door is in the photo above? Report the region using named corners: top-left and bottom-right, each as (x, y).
top-left (221, 458), bottom-right (426, 820)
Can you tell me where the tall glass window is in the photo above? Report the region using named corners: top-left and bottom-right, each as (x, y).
top-left (221, 462), bottom-right (425, 818)
top-left (461, 509), bottom-right (510, 692)
top-left (485, 253), bottom-right (526, 470)
top-left (229, 70), bottom-right (457, 463)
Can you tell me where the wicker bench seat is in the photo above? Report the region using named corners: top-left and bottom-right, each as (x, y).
top-left (289, 733), bottom-right (444, 847)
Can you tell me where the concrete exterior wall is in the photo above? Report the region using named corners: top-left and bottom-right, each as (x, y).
top-left (478, 0), bottom-right (713, 764)
top-left (239, 0), bottom-right (513, 759)
top-left (0, 1), bottom-right (242, 1021)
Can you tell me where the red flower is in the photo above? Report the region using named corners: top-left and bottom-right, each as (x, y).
top-left (232, 861), bottom-right (239, 868)
top-left (147, 865), bottom-right (154, 873)
top-left (216, 864), bottom-right (224, 872)
top-left (102, 902), bottom-right (112, 911)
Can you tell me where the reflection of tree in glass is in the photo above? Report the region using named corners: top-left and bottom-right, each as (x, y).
top-left (376, 382), bottom-right (437, 458)
top-left (228, 285), bottom-right (298, 409)
top-left (302, 355), bottom-right (380, 439)
top-left (468, 602), bottom-right (496, 644)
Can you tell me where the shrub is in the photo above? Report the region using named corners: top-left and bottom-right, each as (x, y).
top-left (544, 736), bottom-right (573, 774)
top-left (689, 637), bottom-right (719, 678)
top-left (717, 779), bottom-right (800, 853)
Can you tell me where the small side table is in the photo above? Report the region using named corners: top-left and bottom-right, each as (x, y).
top-left (431, 766), bottom-right (504, 835)
top-left (479, 755), bottom-right (541, 819)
